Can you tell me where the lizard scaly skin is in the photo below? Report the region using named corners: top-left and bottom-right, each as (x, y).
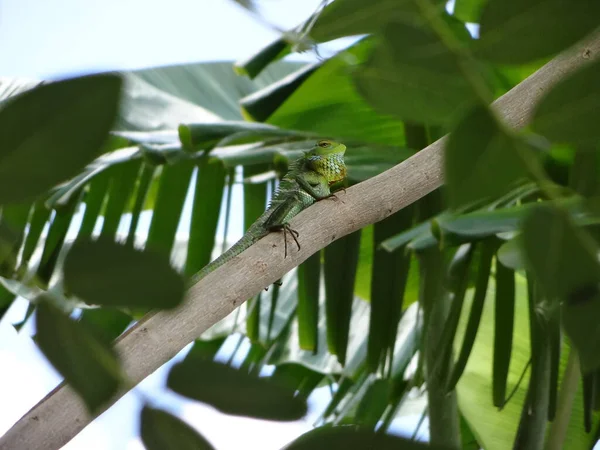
top-left (190, 139), bottom-right (346, 284)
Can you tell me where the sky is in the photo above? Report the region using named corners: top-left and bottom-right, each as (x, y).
top-left (0, 1), bottom-right (429, 449)
top-left (0, 0), bottom-right (319, 79)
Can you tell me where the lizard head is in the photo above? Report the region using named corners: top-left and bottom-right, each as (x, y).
top-left (305, 139), bottom-right (347, 184)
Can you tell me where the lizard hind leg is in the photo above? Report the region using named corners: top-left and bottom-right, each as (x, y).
top-left (270, 223), bottom-right (301, 258)
top-left (284, 224), bottom-right (301, 257)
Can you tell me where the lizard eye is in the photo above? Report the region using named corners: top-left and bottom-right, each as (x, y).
top-left (318, 140), bottom-right (330, 148)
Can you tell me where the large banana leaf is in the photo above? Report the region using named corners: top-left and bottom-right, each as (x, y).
top-left (3, 1), bottom-right (600, 446)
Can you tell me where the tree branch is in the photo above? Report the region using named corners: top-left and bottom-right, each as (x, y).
top-left (2, 33), bottom-right (599, 450)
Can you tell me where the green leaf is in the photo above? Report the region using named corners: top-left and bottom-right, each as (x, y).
top-left (179, 122), bottom-right (306, 150)
top-left (240, 64), bottom-right (321, 123)
top-left (454, 0), bottom-right (488, 22)
top-left (445, 105), bottom-right (529, 209)
top-left (63, 238), bottom-right (185, 309)
top-left (125, 163), bottom-right (156, 246)
top-left (309, 0), bottom-right (446, 43)
top-left (184, 338), bottom-right (226, 362)
top-left (269, 364), bottom-right (324, 400)
top-left (476, 0), bottom-right (600, 64)
top-left (146, 161), bottom-right (195, 255)
top-left (78, 171), bottom-right (111, 239)
top-left (0, 284), bottom-right (15, 321)
top-left (457, 274), bottom-right (598, 450)
top-left (128, 61), bottom-right (304, 123)
top-left (353, 379), bottom-right (392, 428)
top-left (263, 39), bottom-right (406, 146)
top-left (166, 355), bottom-right (307, 421)
top-left (79, 308), bottom-right (132, 343)
top-left (140, 406), bottom-right (215, 450)
top-left (436, 244), bottom-right (475, 378)
top-left (234, 37), bottom-right (290, 79)
top-left (354, 20), bottom-right (478, 125)
top-left (36, 193), bottom-right (82, 285)
top-left (521, 206), bottom-right (600, 373)
top-left (297, 252), bottom-right (321, 352)
top-left (447, 239), bottom-right (496, 390)
top-left (497, 238), bottom-right (524, 271)
top-left (522, 206), bottom-right (600, 302)
top-left (283, 426), bottom-right (443, 450)
top-left (368, 207), bottom-right (414, 372)
top-left (0, 202), bottom-right (32, 275)
top-left (35, 297), bottom-right (122, 413)
top-left (99, 160), bottom-right (141, 240)
top-left (513, 277), bottom-right (551, 449)
top-left (492, 259), bottom-right (515, 407)
top-left (184, 157), bottom-right (226, 276)
top-left (17, 201), bottom-right (50, 272)
top-left (324, 231), bottom-right (362, 365)
top-left (531, 59), bottom-right (600, 146)
top-left (0, 74), bottom-right (122, 204)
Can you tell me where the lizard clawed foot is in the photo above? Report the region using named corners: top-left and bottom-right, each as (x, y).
top-left (265, 279), bottom-right (283, 291)
top-left (282, 224), bottom-right (301, 258)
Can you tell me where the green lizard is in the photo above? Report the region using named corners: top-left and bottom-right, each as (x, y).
top-left (190, 139), bottom-right (347, 284)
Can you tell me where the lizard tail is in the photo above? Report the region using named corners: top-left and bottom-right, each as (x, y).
top-left (189, 222), bottom-right (267, 284)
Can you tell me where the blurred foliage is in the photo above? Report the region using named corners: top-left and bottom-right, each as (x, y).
top-left (0, 0), bottom-right (599, 449)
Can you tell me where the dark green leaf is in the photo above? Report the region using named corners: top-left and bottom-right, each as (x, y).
top-left (354, 379), bottom-right (392, 428)
top-left (36, 193), bottom-right (82, 285)
top-left (13, 302), bottom-right (36, 332)
top-left (167, 355), bottom-right (307, 421)
top-left (125, 163), bottom-right (156, 246)
top-left (345, 144), bottom-right (414, 182)
top-left (436, 244), bottom-right (474, 378)
top-left (531, 59), bottom-right (600, 146)
top-left (354, 20), bottom-right (477, 125)
top-left (234, 37), bottom-right (290, 79)
top-left (445, 105), bottom-right (529, 209)
top-left (492, 258), bottom-right (515, 407)
top-left (100, 160), bottom-right (141, 240)
top-left (64, 238), bottom-right (185, 309)
top-left (379, 219), bottom-right (437, 252)
top-left (184, 157), bottom-right (225, 276)
top-left (146, 161), bottom-right (195, 255)
top-left (324, 231), bottom-right (362, 365)
top-left (283, 425), bottom-right (447, 450)
top-left (179, 122), bottom-right (305, 150)
top-left (297, 252), bottom-right (321, 352)
top-left (35, 297), bottom-right (122, 413)
top-left (246, 293), bottom-right (261, 343)
top-left (0, 203), bottom-right (31, 274)
top-left (447, 239), bottom-right (496, 390)
top-left (513, 278), bottom-right (551, 448)
top-left (309, 0), bottom-right (446, 42)
top-left (522, 206), bottom-right (600, 373)
top-left (240, 63), bottom-right (319, 123)
top-left (476, 0), bottom-right (600, 64)
top-left (454, 0), bottom-right (488, 22)
top-left (78, 171), bottom-right (111, 239)
top-left (459, 413), bottom-right (481, 450)
top-left (522, 205), bottom-right (600, 302)
top-left (140, 406), bottom-right (215, 450)
top-left (79, 308), bottom-right (132, 343)
top-left (0, 74), bottom-right (122, 204)
top-left (368, 208), bottom-right (413, 372)
top-left (265, 40), bottom-right (406, 146)
top-left (0, 284), bottom-right (15, 321)
top-left (497, 238), bottom-right (524, 271)
top-left (270, 364), bottom-right (323, 400)
top-left (124, 60), bottom-right (304, 123)
top-left (184, 338), bottom-right (226, 364)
